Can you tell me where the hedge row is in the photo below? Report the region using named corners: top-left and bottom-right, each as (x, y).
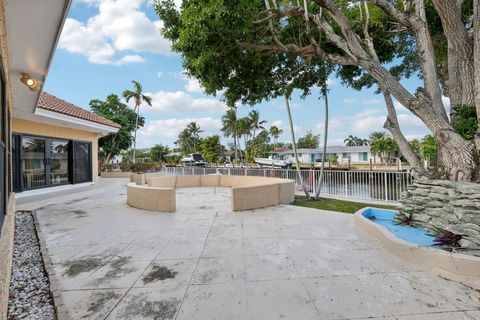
top-left (102, 162), bottom-right (163, 173)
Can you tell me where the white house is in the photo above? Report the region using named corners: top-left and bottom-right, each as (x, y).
top-left (279, 146), bottom-right (380, 164)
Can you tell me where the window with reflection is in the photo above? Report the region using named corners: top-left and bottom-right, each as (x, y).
top-left (50, 140), bottom-right (69, 185)
top-left (21, 137), bottom-right (46, 189)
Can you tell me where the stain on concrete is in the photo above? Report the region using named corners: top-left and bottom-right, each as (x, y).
top-left (71, 209), bottom-right (89, 217)
top-left (85, 291), bottom-right (122, 317)
top-left (103, 257), bottom-right (136, 280)
top-left (199, 269), bottom-right (220, 284)
top-left (197, 206), bottom-right (214, 210)
top-left (64, 197), bottom-right (89, 205)
top-left (122, 296), bottom-right (180, 319)
top-left (62, 257), bottom-right (104, 277)
top-left (143, 264), bottom-right (178, 284)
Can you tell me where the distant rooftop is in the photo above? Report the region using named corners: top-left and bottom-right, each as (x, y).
top-left (37, 92), bottom-right (121, 129)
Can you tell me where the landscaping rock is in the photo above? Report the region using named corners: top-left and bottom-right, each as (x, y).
top-left (398, 179), bottom-right (480, 249)
top-left (7, 211), bottom-right (55, 320)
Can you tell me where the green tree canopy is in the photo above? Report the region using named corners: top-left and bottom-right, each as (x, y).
top-left (150, 144), bottom-right (170, 162)
top-left (200, 135), bottom-right (225, 163)
top-left (90, 94), bottom-right (144, 165)
top-left (297, 130), bottom-right (320, 149)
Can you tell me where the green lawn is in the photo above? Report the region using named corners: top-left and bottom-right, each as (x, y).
top-left (293, 196), bottom-right (397, 214)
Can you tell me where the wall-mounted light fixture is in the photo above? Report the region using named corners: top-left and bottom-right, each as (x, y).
top-left (20, 73), bottom-right (38, 91)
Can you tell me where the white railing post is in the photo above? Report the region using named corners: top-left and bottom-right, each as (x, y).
top-left (182, 167), bottom-right (185, 176)
top-left (203, 168), bottom-right (206, 175)
top-left (228, 168), bottom-right (231, 176)
top-left (384, 172), bottom-right (388, 201)
top-left (344, 171), bottom-right (348, 197)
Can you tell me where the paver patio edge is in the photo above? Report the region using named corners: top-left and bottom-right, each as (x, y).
top-left (32, 210), bottom-right (71, 320)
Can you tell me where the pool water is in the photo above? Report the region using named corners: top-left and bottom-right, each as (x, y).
top-left (362, 208), bottom-right (436, 246)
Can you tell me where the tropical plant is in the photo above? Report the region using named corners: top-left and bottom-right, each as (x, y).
top-left (237, 117), bottom-right (252, 161)
top-left (186, 121), bottom-right (203, 153)
top-left (370, 136), bottom-right (399, 164)
top-left (221, 108), bottom-right (240, 161)
top-left (344, 135), bottom-right (368, 147)
top-left (200, 135), bottom-right (225, 163)
top-left (269, 125), bottom-right (283, 147)
top-left (90, 94), bottom-right (143, 168)
top-left (150, 144), bottom-right (169, 162)
top-left (421, 135), bottom-right (438, 168)
top-left (297, 131), bottom-right (320, 149)
top-left (248, 110), bottom-right (267, 139)
top-left (433, 228), bottom-right (463, 251)
top-left (394, 212), bottom-right (415, 227)
top-left (122, 80), bottom-right (152, 163)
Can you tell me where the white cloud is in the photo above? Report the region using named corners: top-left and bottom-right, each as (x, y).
top-left (184, 77), bottom-right (204, 93)
top-left (270, 120), bottom-right (285, 130)
top-left (315, 118), bottom-right (343, 134)
top-left (326, 78), bottom-right (337, 86)
top-left (343, 98), bottom-right (357, 104)
top-left (362, 99), bottom-right (382, 105)
top-left (137, 117), bottom-right (222, 147)
top-left (59, 0), bottom-right (173, 65)
top-left (145, 90), bottom-right (227, 114)
top-left (156, 71), bottom-right (164, 78)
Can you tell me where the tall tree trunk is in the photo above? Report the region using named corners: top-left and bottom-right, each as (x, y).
top-left (285, 95), bottom-right (310, 198)
top-left (474, 0), bottom-right (480, 155)
top-left (382, 91), bottom-right (428, 178)
top-left (133, 105), bottom-right (140, 164)
top-left (315, 80), bottom-right (329, 200)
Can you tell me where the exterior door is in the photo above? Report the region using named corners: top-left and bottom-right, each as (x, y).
top-left (21, 136), bottom-right (46, 190)
top-left (73, 141), bottom-right (91, 183)
top-left (48, 139), bottom-right (70, 186)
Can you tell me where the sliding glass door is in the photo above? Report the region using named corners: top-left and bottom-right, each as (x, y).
top-left (21, 136), bottom-right (46, 189)
top-left (73, 141), bottom-right (91, 184)
top-left (15, 135), bottom-right (91, 191)
top-left (49, 139), bottom-right (69, 186)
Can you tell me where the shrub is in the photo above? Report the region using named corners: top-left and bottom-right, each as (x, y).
top-left (102, 162), bottom-right (162, 173)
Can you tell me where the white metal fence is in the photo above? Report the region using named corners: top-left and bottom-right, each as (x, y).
top-left (162, 167), bottom-right (413, 202)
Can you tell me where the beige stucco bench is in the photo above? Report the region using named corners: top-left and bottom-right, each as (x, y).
top-left (126, 182), bottom-right (176, 212)
top-left (126, 175), bottom-right (295, 212)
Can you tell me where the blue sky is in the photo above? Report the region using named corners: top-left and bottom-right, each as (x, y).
top-left (44, 0), bottom-right (439, 149)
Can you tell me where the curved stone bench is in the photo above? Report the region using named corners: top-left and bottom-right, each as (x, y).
top-left (126, 182), bottom-right (176, 212)
top-left (126, 175), bottom-right (295, 212)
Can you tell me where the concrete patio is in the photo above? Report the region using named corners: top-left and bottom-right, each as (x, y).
top-left (20, 178), bottom-right (480, 320)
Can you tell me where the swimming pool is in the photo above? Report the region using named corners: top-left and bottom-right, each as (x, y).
top-left (361, 208), bottom-right (435, 246)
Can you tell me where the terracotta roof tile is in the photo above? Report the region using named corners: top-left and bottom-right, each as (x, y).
top-left (36, 92), bottom-right (121, 129)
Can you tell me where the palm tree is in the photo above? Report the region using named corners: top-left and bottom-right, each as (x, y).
top-left (150, 144), bottom-right (169, 162)
top-left (344, 135), bottom-right (357, 147)
top-left (315, 78), bottom-right (329, 200)
top-left (186, 122), bottom-right (203, 152)
top-left (248, 110), bottom-right (267, 139)
top-left (237, 117), bottom-right (251, 162)
top-left (269, 126), bottom-right (283, 148)
top-left (221, 108), bottom-right (239, 161)
top-left (369, 131), bottom-right (387, 142)
top-left (123, 80), bottom-right (152, 163)
top-left (369, 131), bottom-right (388, 164)
top-left (285, 95), bottom-right (310, 199)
